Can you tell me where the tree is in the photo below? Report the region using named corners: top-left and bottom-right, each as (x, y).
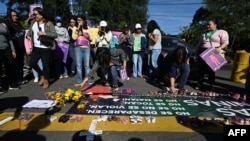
top-left (87, 0), bottom-right (149, 30)
top-left (180, 0), bottom-right (250, 52)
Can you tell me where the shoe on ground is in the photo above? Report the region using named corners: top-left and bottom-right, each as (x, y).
top-left (87, 79), bottom-right (93, 85)
top-left (63, 75), bottom-right (69, 78)
top-left (112, 85), bottom-right (119, 92)
top-left (9, 84), bottom-right (20, 90)
top-left (18, 79), bottom-right (28, 85)
top-left (59, 75), bottom-right (63, 79)
top-left (34, 77), bottom-right (39, 83)
top-left (69, 72), bottom-right (75, 77)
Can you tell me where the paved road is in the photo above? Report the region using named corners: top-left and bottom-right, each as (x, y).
top-left (0, 64), bottom-right (247, 141)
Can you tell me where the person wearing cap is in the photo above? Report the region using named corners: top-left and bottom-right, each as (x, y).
top-left (95, 20), bottom-right (112, 48)
top-left (131, 23), bottom-right (147, 78)
top-left (53, 16), bottom-right (70, 79)
top-left (118, 24), bottom-right (134, 79)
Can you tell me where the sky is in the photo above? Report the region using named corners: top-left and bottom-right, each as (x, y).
top-left (148, 0), bottom-right (204, 35)
top-left (0, 0), bottom-right (204, 35)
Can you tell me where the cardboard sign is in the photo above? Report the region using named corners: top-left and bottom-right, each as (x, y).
top-left (200, 47), bottom-right (227, 72)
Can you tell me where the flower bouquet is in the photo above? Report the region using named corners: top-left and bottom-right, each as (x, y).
top-left (46, 87), bottom-right (87, 111)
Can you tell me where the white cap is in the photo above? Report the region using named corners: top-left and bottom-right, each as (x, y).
top-left (135, 23), bottom-right (142, 29)
top-left (100, 20), bottom-right (107, 27)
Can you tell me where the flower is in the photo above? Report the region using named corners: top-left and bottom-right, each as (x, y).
top-left (46, 87), bottom-right (87, 110)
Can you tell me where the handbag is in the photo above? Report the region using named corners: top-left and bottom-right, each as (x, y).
top-left (119, 66), bottom-right (128, 82)
top-left (37, 22), bottom-right (53, 47)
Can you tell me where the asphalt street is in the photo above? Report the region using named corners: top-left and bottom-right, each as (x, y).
top-left (0, 63), bottom-right (247, 141)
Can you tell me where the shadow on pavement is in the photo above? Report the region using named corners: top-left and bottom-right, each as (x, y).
top-left (71, 130), bottom-right (103, 141)
top-left (0, 96), bottom-right (29, 119)
top-left (127, 137), bottom-right (144, 141)
top-left (175, 116), bottom-right (224, 141)
top-left (0, 114), bottom-right (50, 141)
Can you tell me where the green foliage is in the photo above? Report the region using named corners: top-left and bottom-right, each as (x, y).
top-left (88, 0), bottom-right (149, 30)
top-left (180, 0), bottom-right (250, 52)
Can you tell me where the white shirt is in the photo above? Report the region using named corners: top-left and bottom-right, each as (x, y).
top-left (32, 22), bottom-right (48, 48)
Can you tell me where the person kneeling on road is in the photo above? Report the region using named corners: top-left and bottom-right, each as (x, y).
top-left (163, 45), bottom-right (189, 93)
top-left (74, 46), bottom-right (127, 91)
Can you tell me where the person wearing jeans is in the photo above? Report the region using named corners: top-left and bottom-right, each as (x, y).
top-left (177, 60), bottom-right (190, 89)
top-left (32, 59), bottom-right (43, 82)
top-left (74, 47), bottom-right (90, 83)
top-left (73, 14), bottom-right (91, 84)
top-left (132, 23), bottom-right (147, 78)
top-left (147, 20), bottom-right (162, 81)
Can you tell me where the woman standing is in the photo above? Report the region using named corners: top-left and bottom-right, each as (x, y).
top-left (73, 14), bottom-right (92, 84)
top-left (131, 23), bottom-right (147, 78)
top-left (26, 7), bottom-right (58, 89)
top-left (0, 19), bottom-right (20, 93)
top-left (5, 9), bottom-right (28, 85)
top-left (147, 20), bottom-right (162, 82)
top-left (67, 17), bottom-right (77, 77)
top-left (195, 19), bottom-right (229, 90)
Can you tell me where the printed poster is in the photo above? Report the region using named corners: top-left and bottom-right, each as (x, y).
top-left (200, 47), bottom-right (227, 72)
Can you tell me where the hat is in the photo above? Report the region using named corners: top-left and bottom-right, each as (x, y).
top-left (100, 20), bottom-right (107, 27)
top-left (135, 23), bottom-right (142, 29)
top-left (55, 16), bottom-right (62, 22)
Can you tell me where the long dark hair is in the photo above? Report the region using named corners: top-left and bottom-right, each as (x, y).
top-left (173, 45), bottom-right (188, 64)
top-left (147, 20), bottom-right (161, 34)
top-left (76, 14), bottom-right (88, 30)
top-left (96, 47), bottom-right (110, 68)
top-left (33, 7), bottom-right (48, 20)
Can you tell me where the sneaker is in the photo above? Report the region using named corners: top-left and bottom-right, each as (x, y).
top-left (104, 82), bottom-right (110, 86)
top-left (69, 72), bottom-right (75, 77)
top-left (87, 79), bottom-right (93, 85)
top-left (18, 79), bottom-right (28, 85)
top-left (127, 77), bottom-right (130, 80)
top-left (9, 84), bottom-right (20, 90)
top-left (63, 75), bottom-right (69, 78)
top-left (112, 85), bottom-right (119, 92)
top-left (34, 77), bottom-right (39, 83)
top-left (59, 75), bottom-right (63, 79)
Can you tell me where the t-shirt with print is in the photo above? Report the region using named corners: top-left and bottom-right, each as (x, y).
top-left (133, 36), bottom-right (141, 52)
top-left (148, 28), bottom-right (162, 50)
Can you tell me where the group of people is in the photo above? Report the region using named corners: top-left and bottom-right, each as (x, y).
top-left (1, 7), bottom-right (249, 101)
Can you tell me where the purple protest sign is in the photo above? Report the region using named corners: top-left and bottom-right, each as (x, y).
top-left (54, 42), bottom-right (69, 63)
top-left (199, 47), bottom-right (227, 72)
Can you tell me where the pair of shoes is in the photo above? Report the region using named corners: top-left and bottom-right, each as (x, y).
top-left (34, 77), bottom-right (39, 83)
top-left (69, 71), bottom-right (75, 77)
top-left (9, 84), bottom-right (20, 90)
